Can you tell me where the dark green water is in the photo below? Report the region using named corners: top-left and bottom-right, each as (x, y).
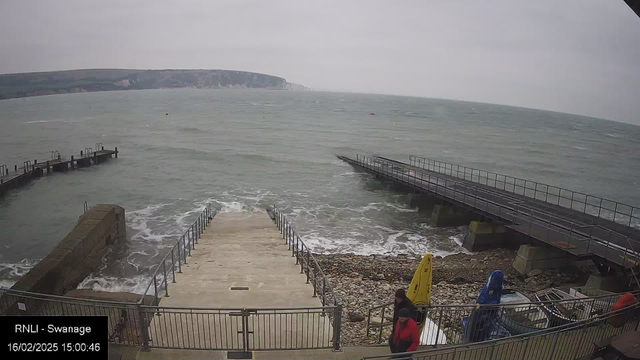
top-left (1, 89), bottom-right (638, 292)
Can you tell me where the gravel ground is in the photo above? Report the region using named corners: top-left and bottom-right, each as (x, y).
top-left (315, 249), bottom-right (590, 346)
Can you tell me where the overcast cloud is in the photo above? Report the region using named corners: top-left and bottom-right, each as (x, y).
top-left (1, 0), bottom-right (639, 124)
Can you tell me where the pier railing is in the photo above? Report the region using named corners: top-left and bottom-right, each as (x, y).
top-left (362, 301), bottom-right (640, 360)
top-left (408, 155), bottom-right (640, 229)
top-left (271, 205), bottom-right (340, 310)
top-left (366, 289), bottom-right (640, 346)
top-left (137, 204), bottom-right (215, 305)
top-left (352, 155), bottom-right (640, 270)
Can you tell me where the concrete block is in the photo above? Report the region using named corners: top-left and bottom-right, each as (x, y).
top-left (405, 193), bottom-right (437, 212)
top-left (463, 221), bottom-right (506, 251)
top-left (431, 205), bottom-right (475, 227)
top-left (9, 204), bottom-right (126, 298)
top-left (512, 245), bottom-right (573, 275)
top-left (584, 274), bottom-right (628, 293)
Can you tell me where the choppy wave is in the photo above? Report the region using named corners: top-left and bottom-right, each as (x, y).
top-left (0, 259), bottom-right (40, 288)
top-left (4, 190), bottom-right (469, 294)
top-left (77, 274), bottom-right (151, 295)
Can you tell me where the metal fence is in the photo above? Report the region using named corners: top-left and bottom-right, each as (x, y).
top-left (353, 155), bottom-right (640, 271)
top-left (138, 204), bottom-right (215, 305)
top-left (0, 287), bottom-right (146, 347)
top-left (366, 290), bottom-right (640, 346)
top-left (408, 155), bottom-right (640, 230)
top-left (272, 205), bottom-right (340, 309)
top-left (362, 302), bottom-right (640, 360)
top-left (143, 305), bottom-right (341, 351)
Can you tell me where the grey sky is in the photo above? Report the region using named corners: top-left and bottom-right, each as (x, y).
top-left (1, 0), bottom-right (639, 124)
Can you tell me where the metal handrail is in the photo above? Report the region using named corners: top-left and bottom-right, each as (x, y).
top-left (0, 286), bottom-right (140, 306)
top-left (362, 301), bottom-right (640, 359)
top-left (366, 289), bottom-right (640, 343)
top-left (272, 205), bottom-right (340, 308)
top-left (354, 155), bottom-right (640, 268)
top-left (137, 203), bottom-right (215, 304)
top-left (408, 155), bottom-right (640, 229)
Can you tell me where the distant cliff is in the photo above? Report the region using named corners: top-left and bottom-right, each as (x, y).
top-left (0, 69), bottom-right (306, 100)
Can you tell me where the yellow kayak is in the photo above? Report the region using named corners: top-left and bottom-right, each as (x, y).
top-left (406, 253), bottom-right (433, 339)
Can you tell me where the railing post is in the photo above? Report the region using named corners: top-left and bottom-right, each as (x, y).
top-left (289, 225), bottom-right (293, 246)
top-left (171, 248), bottom-right (176, 282)
top-left (434, 307), bottom-right (444, 347)
top-left (333, 304), bottom-right (342, 351)
top-left (299, 243), bottom-right (304, 273)
top-left (295, 236), bottom-right (299, 262)
top-left (137, 305), bottom-right (150, 351)
top-left (322, 277), bottom-right (327, 306)
top-left (598, 198), bottom-right (603, 217)
top-left (183, 235), bottom-right (188, 263)
top-left (177, 243), bottom-right (182, 273)
top-left (153, 275), bottom-right (159, 305)
top-left (312, 268), bottom-right (317, 297)
top-left (196, 218), bottom-right (200, 244)
top-left (306, 249), bottom-right (310, 283)
top-left (163, 261), bottom-right (169, 297)
top-left (377, 306), bottom-right (386, 343)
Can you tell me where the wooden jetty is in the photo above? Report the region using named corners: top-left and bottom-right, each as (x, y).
top-left (0, 143), bottom-right (118, 197)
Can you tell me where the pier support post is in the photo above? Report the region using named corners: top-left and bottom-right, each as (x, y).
top-left (463, 221), bottom-right (506, 251)
top-left (406, 193), bottom-right (437, 213)
top-left (430, 204), bottom-right (476, 227)
top-left (115, 147), bottom-right (118, 158)
top-left (512, 245), bottom-right (573, 275)
top-left (584, 273), bottom-right (627, 292)
top-left (70, 156), bottom-right (74, 169)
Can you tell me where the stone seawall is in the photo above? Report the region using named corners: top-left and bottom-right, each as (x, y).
top-left (10, 204), bottom-right (126, 295)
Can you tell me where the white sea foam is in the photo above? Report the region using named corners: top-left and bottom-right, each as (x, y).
top-left (77, 274), bottom-right (152, 295)
top-left (301, 227), bottom-right (468, 257)
top-left (383, 202), bottom-right (417, 213)
top-left (332, 171), bottom-right (357, 178)
top-left (24, 119), bottom-right (56, 124)
top-left (0, 259), bottom-right (39, 278)
top-left (0, 259), bottom-right (39, 288)
top-left (128, 203), bottom-right (175, 244)
top-left (606, 133), bottom-right (624, 138)
top-left (0, 279), bottom-right (16, 288)
top-left (449, 234), bottom-right (466, 248)
top-left (572, 146), bottom-right (588, 150)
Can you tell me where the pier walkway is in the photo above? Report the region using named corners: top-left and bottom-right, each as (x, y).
top-left (339, 155), bottom-right (640, 274)
top-left (0, 144), bottom-right (118, 197)
top-left (144, 211), bottom-right (336, 353)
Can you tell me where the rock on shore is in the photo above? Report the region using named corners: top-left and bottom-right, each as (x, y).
top-left (315, 249), bottom-right (589, 346)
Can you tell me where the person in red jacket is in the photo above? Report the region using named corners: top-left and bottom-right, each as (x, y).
top-left (391, 307), bottom-right (419, 355)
